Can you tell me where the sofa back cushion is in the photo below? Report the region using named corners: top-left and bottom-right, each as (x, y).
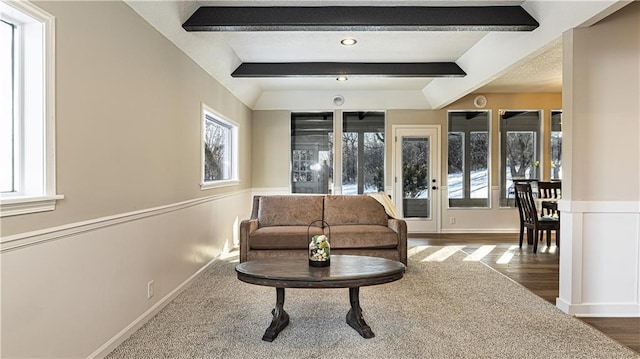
top-left (324, 195), bottom-right (388, 226)
top-left (258, 195), bottom-right (324, 227)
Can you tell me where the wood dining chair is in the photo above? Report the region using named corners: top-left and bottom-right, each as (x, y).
top-left (515, 183), bottom-right (560, 253)
top-left (537, 181), bottom-right (561, 217)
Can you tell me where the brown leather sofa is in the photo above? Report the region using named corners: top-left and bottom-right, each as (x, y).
top-left (239, 195), bottom-right (407, 265)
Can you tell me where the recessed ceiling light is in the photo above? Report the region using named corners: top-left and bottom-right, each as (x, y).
top-left (340, 37), bottom-right (357, 46)
top-left (336, 76), bottom-right (348, 81)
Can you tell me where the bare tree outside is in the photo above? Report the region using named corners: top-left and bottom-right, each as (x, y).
top-left (506, 132), bottom-right (535, 179)
top-left (402, 138), bottom-right (429, 199)
top-left (342, 112), bottom-right (385, 194)
top-left (204, 118), bottom-right (231, 181)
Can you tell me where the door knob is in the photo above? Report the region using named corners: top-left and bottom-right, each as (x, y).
top-left (432, 186), bottom-right (438, 190)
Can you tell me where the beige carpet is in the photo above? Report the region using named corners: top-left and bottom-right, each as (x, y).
top-left (107, 246), bottom-right (639, 358)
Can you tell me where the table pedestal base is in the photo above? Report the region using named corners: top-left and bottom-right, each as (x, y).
top-left (262, 287), bottom-right (289, 342)
top-left (262, 286), bottom-right (376, 341)
top-left (346, 287), bottom-right (375, 338)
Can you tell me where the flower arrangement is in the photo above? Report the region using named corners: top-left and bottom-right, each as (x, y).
top-left (309, 234), bottom-right (330, 267)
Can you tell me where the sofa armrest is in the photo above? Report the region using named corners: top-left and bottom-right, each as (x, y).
top-left (239, 219), bottom-right (258, 263)
top-left (388, 218), bottom-right (408, 266)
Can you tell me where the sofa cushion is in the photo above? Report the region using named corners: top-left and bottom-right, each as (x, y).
top-left (249, 226), bottom-right (323, 249)
top-left (258, 195), bottom-right (324, 227)
top-left (326, 225), bottom-right (398, 249)
top-left (324, 195), bottom-right (388, 226)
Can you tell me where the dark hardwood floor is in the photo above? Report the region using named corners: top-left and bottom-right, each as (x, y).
top-left (409, 234), bottom-right (640, 354)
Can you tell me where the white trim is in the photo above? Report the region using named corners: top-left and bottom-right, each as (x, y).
top-left (392, 124), bottom-right (442, 232)
top-left (558, 200), bottom-right (640, 213)
top-left (439, 228), bottom-right (520, 234)
top-left (0, 189), bottom-right (250, 252)
top-left (88, 256), bottom-right (221, 358)
top-left (556, 298), bottom-right (640, 318)
top-left (0, 1), bottom-right (60, 215)
top-left (200, 179), bottom-right (240, 190)
top-left (0, 194), bottom-right (64, 217)
top-left (200, 103), bottom-right (240, 189)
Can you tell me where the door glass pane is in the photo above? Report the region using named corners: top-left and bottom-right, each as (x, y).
top-left (342, 112), bottom-right (385, 194)
top-left (402, 137), bottom-right (430, 218)
top-left (291, 112), bottom-right (333, 194)
top-left (551, 110), bottom-right (562, 180)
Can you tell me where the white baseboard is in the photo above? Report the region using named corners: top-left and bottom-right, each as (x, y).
top-left (88, 257), bottom-right (219, 359)
top-left (556, 298), bottom-right (640, 317)
top-left (438, 228), bottom-right (520, 234)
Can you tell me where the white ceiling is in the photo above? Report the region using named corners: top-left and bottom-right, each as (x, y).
top-left (124, 0), bottom-right (629, 110)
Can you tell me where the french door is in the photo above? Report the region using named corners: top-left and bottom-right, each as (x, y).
top-left (393, 126), bottom-right (441, 233)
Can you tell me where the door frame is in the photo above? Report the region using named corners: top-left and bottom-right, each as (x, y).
top-left (391, 125), bottom-right (442, 233)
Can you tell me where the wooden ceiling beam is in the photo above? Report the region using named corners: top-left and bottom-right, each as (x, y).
top-left (183, 6), bottom-right (539, 32)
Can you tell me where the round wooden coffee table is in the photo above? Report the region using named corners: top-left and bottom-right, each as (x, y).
top-left (235, 255), bottom-right (406, 342)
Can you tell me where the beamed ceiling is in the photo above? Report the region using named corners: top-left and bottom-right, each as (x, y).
top-left (124, 1), bottom-right (629, 111)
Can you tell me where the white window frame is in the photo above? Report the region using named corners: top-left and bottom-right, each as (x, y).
top-left (200, 103), bottom-right (239, 190)
top-left (0, 1), bottom-right (62, 217)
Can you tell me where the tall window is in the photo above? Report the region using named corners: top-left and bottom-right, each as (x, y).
top-left (1, 2), bottom-right (60, 217)
top-left (291, 112), bottom-right (333, 194)
top-left (201, 105), bottom-right (238, 188)
top-left (342, 112), bottom-right (385, 194)
top-left (0, 19), bottom-right (13, 193)
top-left (550, 110), bottom-right (562, 180)
top-left (447, 111), bottom-right (490, 207)
top-left (500, 110), bottom-right (541, 206)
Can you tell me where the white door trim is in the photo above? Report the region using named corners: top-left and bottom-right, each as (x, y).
top-left (391, 125), bottom-right (441, 233)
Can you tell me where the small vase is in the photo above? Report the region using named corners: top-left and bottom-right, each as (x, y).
top-left (309, 234), bottom-right (331, 267)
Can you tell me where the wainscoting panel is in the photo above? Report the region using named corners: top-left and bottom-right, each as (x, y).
top-left (557, 200), bottom-right (640, 317)
top-left (0, 190), bottom-right (251, 358)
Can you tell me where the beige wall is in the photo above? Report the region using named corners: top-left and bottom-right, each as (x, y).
top-left (1, 1), bottom-right (252, 236)
top-left (251, 110), bottom-right (290, 189)
top-left (1, 2), bottom-right (253, 357)
top-left (565, 1), bottom-right (640, 202)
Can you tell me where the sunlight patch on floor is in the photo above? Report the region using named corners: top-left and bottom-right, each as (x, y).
top-left (407, 245), bottom-right (430, 258)
top-left (463, 245), bottom-right (496, 262)
top-left (422, 246), bottom-right (465, 262)
top-left (537, 245), bottom-right (558, 254)
top-left (220, 249), bottom-right (240, 262)
top-left (496, 245), bottom-right (519, 264)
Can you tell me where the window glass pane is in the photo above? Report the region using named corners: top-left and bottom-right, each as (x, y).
top-left (506, 131), bottom-right (536, 187)
top-left (0, 20), bottom-right (13, 192)
top-left (203, 115), bottom-right (233, 182)
top-left (447, 132), bottom-right (463, 199)
top-left (500, 110), bottom-right (540, 206)
top-left (291, 112), bottom-right (333, 194)
top-left (342, 111), bottom-right (385, 194)
top-left (551, 110), bottom-right (562, 180)
top-left (447, 111), bottom-right (489, 207)
top-left (470, 132), bottom-right (489, 199)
